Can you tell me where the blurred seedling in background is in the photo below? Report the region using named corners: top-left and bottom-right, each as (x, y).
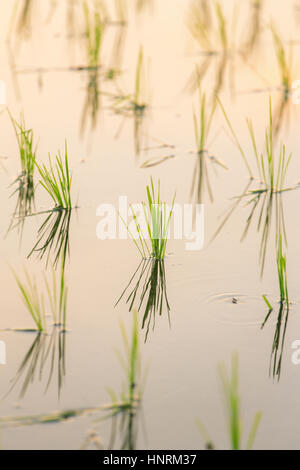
top-left (191, 81), bottom-right (227, 203)
top-left (197, 353), bottom-right (262, 450)
top-left (186, 1), bottom-right (238, 99)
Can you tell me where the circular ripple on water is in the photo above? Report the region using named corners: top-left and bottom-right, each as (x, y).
top-left (204, 291), bottom-right (275, 326)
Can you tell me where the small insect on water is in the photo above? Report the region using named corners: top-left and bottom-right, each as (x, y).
top-left (232, 297), bottom-right (238, 304)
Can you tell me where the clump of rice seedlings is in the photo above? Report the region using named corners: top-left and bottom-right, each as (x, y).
top-left (218, 98), bottom-right (293, 187)
top-left (115, 258), bottom-right (170, 342)
top-left (109, 46), bottom-right (149, 115)
top-left (35, 142), bottom-right (72, 210)
top-left (9, 265), bottom-right (68, 397)
top-left (120, 177), bottom-right (175, 260)
top-left (197, 353), bottom-right (262, 450)
top-left (191, 84), bottom-right (227, 203)
top-left (8, 113), bottom-right (36, 230)
top-left (13, 269), bottom-right (46, 332)
top-left (215, 97), bottom-right (293, 266)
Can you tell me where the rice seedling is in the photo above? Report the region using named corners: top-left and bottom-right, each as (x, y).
top-left (0, 406), bottom-right (102, 428)
top-left (81, 1), bottom-right (106, 134)
top-left (13, 263), bottom-right (68, 333)
top-left (7, 0), bottom-right (35, 40)
top-left (261, 235), bottom-right (289, 380)
top-left (197, 353), bottom-right (262, 450)
top-left (8, 113), bottom-right (36, 232)
top-left (191, 84), bottom-right (227, 203)
top-left (115, 258), bottom-right (170, 342)
top-left (214, 98), bottom-right (293, 271)
top-left (270, 26), bottom-right (294, 135)
top-left (35, 142), bottom-right (72, 210)
top-left (89, 311), bottom-right (144, 449)
top-left (119, 177), bottom-right (175, 260)
top-left (114, 0), bottom-right (127, 25)
top-left (83, 1), bottom-right (106, 69)
top-left (13, 269), bottom-right (46, 332)
top-left (271, 26), bottom-right (292, 101)
top-left (219, 97), bottom-right (293, 187)
top-left (242, 0), bottom-right (264, 57)
top-left (186, 1), bottom-right (234, 97)
top-left (186, 0), bottom-right (213, 52)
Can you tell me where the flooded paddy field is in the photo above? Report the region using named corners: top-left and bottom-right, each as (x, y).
top-left (1, 0), bottom-right (300, 450)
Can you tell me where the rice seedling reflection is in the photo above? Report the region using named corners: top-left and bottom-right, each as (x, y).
top-left (107, 46), bottom-right (150, 156)
top-left (197, 353), bottom-right (262, 450)
top-left (186, 1), bottom-right (236, 99)
top-left (5, 328), bottom-right (67, 399)
top-left (98, 311), bottom-right (143, 450)
top-left (242, 0), bottom-right (264, 58)
top-left (115, 258), bottom-right (170, 342)
top-left (7, 112), bottom-right (36, 235)
top-left (28, 208), bottom-right (72, 270)
top-left (191, 83), bottom-right (227, 203)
